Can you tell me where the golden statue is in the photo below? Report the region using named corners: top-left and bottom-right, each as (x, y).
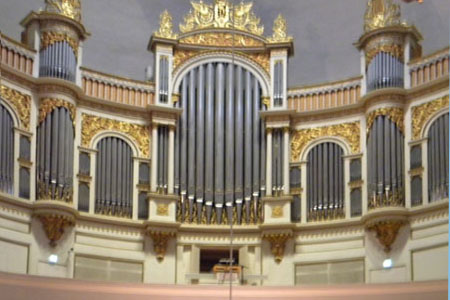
top-left (268, 14), bottom-right (292, 43)
top-left (45, 0), bottom-right (81, 22)
top-left (155, 10), bottom-right (177, 39)
top-left (364, 0), bottom-right (406, 32)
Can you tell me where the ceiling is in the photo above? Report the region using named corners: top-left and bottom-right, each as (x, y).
top-left (0, 0), bottom-right (448, 87)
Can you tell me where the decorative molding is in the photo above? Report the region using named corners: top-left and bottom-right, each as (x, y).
top-left (81, 114), bottom-right (150, 158)
top-left (180, 32), bottom-right (263, 48)
top-left (262, 232), bottom-right (292, 263)
top-left (367, 219), bottom-right (405, 252)
top-left (366, 107), bottom-right (404, 135)
top-left (0, 85), bottom-right (31, 130)
top-left (411, 95), bottom-right (449, 139)
top-left (271, 206), bottom-right (283, 218)
top-left (156, 204), bottom-right (169, 216)
top-left (348, 179), bottom-right (364, 189)
top-left (154, 10), bottom-right (177, 39)
top-left (409, 167), bottom-right (424, 177)
top-left (291, 121), bottom-right (360, 161)
top-left (37, 213), bottom-right (75, 247)
top-left (147, 230), bottom-right (176, 261)
top-left (40, 31), bottom-right (78, 58)
top-left (39, 98), bottom-right (76, 127)
top-left (179, 0), bottom-right (264, 36)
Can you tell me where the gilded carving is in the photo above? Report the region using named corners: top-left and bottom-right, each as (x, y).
top-left (262, 96), bottom-right (270, 108)
top-left (366, 107), bottom-right (404, 135)
top-left (39, 98), bottom-right (76, 127)
top-left (180, 33), bottom-right (263, 47)
top-left (81, 114), bottom-right (150, 157)
top-left (411, 95), bottom-right (449, 139)
top-left (262, 232), bottom-right (292, 263)
top-left (268, 14), bottom-right (292, 43)
top-left (291, 122), bottom-right (360, 162)
top-left (41, 31), bottom-right (78, 58)
top-left (148, 231), bottom-right (176, 261)
top-left (367, 220), bottom-right (405, 252)
top-left (37, 214), bottom-right (75, 247)
top-left (154, 10), bottom-right (177, 39)
top-left (364, 0), bottom-right (406, 32)
top-left (37, 179), bottom-right (73, 202)
top-left (45, 0), bottom-right (82, 22)
top-left (271, 206), bottom-right (283, 218)
top-left (365, 43), bottom-right (403, 66)
top-left (179, 0), bottom-right (264, 36)
top-left (156, 204), bottom-right (169, 216)
top-left (308, 208), bottom-right (345, 222)
top-left (0, 85), bottom-right (31, 130)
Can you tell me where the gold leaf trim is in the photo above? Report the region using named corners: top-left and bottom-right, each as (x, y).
top-left (39, 98), bottom-right (76, 127)
top-left (291, 122), bottom-right (360, 162)
top-left (364, 0), bottom-right (406, 33)
top-left (45, 0), bottom-right (81, 22)
top-left (366, 107), bottom-right (404, 135)
top-left (180, 32), bottom-right (263, 47)
top-left (411, 95), bottom-right (449, 140)
top-left (366, 43), bottom-right (403, 66)
top-left (41, 31), bottom-right (78, 58)
top-left (81, 114), bottom-right (150, 158)
top-left (0, 85), bottom-right (31, 130)
top-left (154, 10), bottom-right (177, 39)
top-left (268, 14), bottom-right (292, 43)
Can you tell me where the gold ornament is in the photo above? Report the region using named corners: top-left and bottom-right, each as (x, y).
top-left (41, 31), bottom-right (78, 58)
top-left (0, 85), bottom-right (31, 130)
top-left (179, 0), bottom-right (264, 36)
top-left (364, 0), bottom-right (406, 32)
top-left (366, 107), bottom-right (404, 135)
top-left (81, 114), bottom-right (150, 157)
top-left (291, 122), bottom-right (360, 162)
top-left (271, 206), bottom-right (283, 218)
top-left (268, 14), bottom-right (292, 43)
top-left (37, 214), bottom-right (75, 247)
top-left (155, 10), bottom-right (177, 39)
top-left (262, 232), bottom-right (292, 263)
top-left (180, 32), bottom-right (263, 47)
top-left (45, 0), bottom-right (82, 22)
top-left (367, 220), bottom-right (404, 252)
top-left (365, 43), bottom-right (403, 66)
top-left (156, 204), bottom-right (169, 216)
top-left (147, 231), bottom-right (176, 261)
top-left (39, 98), bottom-right (76, 127)
top-left (411, 95), bottom-right (449, 139)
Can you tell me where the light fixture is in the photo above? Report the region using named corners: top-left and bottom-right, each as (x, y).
top-left (48, 254), bottom-right (58, 264)
top-left (383, 258), bottom-right (393, 269)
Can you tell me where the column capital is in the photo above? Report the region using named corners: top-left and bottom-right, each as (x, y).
top-left (266, 127), bottom-right (273, 134)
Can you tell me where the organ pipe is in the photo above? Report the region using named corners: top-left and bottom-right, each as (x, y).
top-left (0, 105), bottom-right (14, 194)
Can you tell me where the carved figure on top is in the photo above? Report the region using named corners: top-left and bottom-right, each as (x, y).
top-left (364, 0), bottom-right (407, 32)
top-left (45, 0), bottom-right (81, 22)
top-left (155, 10), bottom-right (178, 39)
top-left (179, 0), bottom-right (264, 36)
top-left (268, 14), bottom-right (292, 43)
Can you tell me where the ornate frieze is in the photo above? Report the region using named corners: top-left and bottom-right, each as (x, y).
top-left (291, 122), bottom-right (360, 162)
top-left (268, 14), bottom-right (292, 43)
top-left (179, 0), bottom-right (264, 36)
top-left (411, 95), bottom-right (449, 139)
top-left (37, 213), bottom-right (75, 247)
top-left (363, 0), bottom-right (406, 32)
top-left (154, 10), bottom-right (177, 39)
top-left (39, 98), bottom-right (76, 127)
top-left (40, 31), bottom-right (78, 58)
top-left (366, 107), bottom-right (404, 135)
top-left (81, 114), bottom-right (150, 157)
top-left (180, 33), bottom-right (264, 47)
top-left (0, 85), bottom-right (31, 130)
top-left (45, 0), bottom-right (82, 22)
top-left (262, 232), bottom-right (292, 263)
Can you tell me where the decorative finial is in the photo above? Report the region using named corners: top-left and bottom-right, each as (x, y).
top-left (45, 0), bottom-right (81, 22)
top-left (155, 10), bottom-right (177, 39)
top-left (364, 0), bottom-right (407, 32)
top-left (268, 14), bottom-right (292, 43)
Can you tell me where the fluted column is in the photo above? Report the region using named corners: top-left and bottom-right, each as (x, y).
top-left (266, 128), bottom-right (273, 197)
top-left (151, 124), bottom-right (158, 192)
top-left (168, 125), bottom-right (175, 194)
top-left (283, 127), bottom-right (290, 195)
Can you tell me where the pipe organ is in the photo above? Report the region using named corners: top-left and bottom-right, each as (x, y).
top-left (159, 56), bottom-right (169, 103)
top-left (175, 63), bottom-right (266, 224)
top-left (273, 61), bottom-right (284, 107)
top-left (157, 125), bottom-right (169, 193)
top-left (366, 52), bottom-right (403, 91)
top-left (0, 104), bottom-right (14, 194)
top-left (39, 40), bottom-right (77, 81)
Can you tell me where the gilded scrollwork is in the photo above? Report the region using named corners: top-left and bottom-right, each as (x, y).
top-left (156, 204), bottom-right (169, 216)
top-left (367, 220), bottom-right (405, 252)
top-left (41, 31), bottom-right (78, 58)
top-left (45, 0), bottom-right (82, 22)
top-left (179, 0), bottom-right (264, 36)
top-left (364, 0), bottom-right (406, 32)
top-left (180, 33), bottom-right (263, 47)
top-left (154, 10), bottom-right (177, 39)
top-left (411, 95), bottom-right (449, 140)
top-left (262, 232), bottom-right (292, 263)
top-left (37, 213), bottom-right (75, 247)
top-left (147, 231), bottom-right (176, 261)
top-left (365, 43), bottom-right (403, 66)
top-left (268, 14), bottom-right (292, 43)
top-left (366, 107), bottom-right (404, 135)
top-left (291, 122), bottom-right (360, 162)
top-left (0, 85), bottom-right (31, 130)
top-left (39, 98), bottom-right (76, 127)
top-left (81, 114), bottom-right (150, 157)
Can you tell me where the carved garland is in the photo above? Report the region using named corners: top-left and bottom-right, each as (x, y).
top-left (0, 85), bottom-right (31, 130)
top-left (366, 107), bottom-right (404, 135)
top-left (81, 114), bottom-right (150, 157)
top-left (291, 121), bottom-right (360, 162)
top-left (39, 98), bottom-right (76, 127)
top-left (411, 95), bottom-right (449, 140)
top-left (40, 31), bottom-right (79, 58)
top-left (262, 232), bottom-right (292, 263)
